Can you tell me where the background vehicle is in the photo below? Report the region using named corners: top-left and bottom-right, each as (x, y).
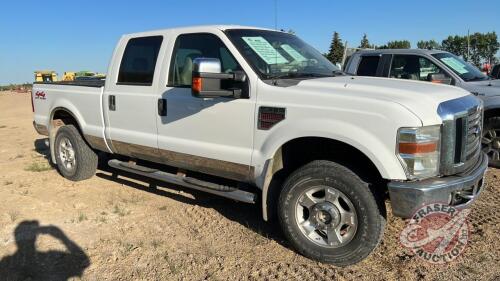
top-left (34, 70), bottom-right (58, 82)
top-left (62, 72), bottom-right (76, 81)
top-left (345, 49), bottom-right (500, 166)
top-left (32, 26), bottom-right (486, 266)
top-left (492, 64), bottom-right (500, 79)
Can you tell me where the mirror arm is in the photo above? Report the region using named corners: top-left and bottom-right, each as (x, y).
top-left (196, 71), bottom-right (246, 82)
top-left (197, 72), bottom-right (234, 80)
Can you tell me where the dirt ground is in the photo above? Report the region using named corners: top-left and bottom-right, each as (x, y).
top-left (0, 91), bottom-right (499, 281)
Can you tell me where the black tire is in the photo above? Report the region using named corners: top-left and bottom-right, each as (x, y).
top-left (278, 160), bottom-right (386, 266)
top-left (482, 117), bottom-right (500, 168)
top-left (54, 125), bottom-right (98, 181)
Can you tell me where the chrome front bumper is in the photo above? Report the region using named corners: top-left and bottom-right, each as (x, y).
top-left (388, 153), bottom-right (488, 218)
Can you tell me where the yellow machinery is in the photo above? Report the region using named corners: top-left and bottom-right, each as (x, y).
top-left (62, 72), bottom-right (76, 81)
top-left (34, 70), bottom-right (58, 82)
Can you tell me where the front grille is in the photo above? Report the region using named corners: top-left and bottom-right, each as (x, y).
top-left (465, 106), bottom-right (482, 161)
top-left (438, 95), bottom-right (483, 175)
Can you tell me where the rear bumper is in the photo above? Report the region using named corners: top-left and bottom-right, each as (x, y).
top-left (33, 121), bottom-right (48, 136)
top-left (388, 153), bottom-right (488, 218)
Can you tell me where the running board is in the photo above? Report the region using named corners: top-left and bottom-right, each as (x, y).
top-left (107, 159), bottom-right (257, 204)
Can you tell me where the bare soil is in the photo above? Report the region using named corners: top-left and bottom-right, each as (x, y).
top-left (0, 91), bottom-right (499, 280)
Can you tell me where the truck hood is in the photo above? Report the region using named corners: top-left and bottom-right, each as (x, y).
top-left (463, 79), bottom-right (500, 96)
top-left (295, 76), bottom-right (471, 125)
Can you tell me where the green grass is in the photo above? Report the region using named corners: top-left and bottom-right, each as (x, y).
top-left (77, 213), bottom-right (88, 223)
top-left (112, 205), bottom-right (131, 217)
top-left (24, 162), bottom-right (52, 172)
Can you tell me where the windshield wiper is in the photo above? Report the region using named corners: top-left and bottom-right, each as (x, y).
top-left (466, 76), bottom-right (489, 82)
top-left (266, 72), bottom-right (334, 80)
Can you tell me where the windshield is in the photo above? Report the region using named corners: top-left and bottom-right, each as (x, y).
top-left (432, 52), bottom-right (489, 82)
top-left (225, 29), bottom-right (340, 79)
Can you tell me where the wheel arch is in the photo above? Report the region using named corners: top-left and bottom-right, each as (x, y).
top-left (48, 106), bottom-right (86, 164)
top-left (484, 106), bottom-right (500, 120)
top-left (261, 136), bottom-right (389, 221)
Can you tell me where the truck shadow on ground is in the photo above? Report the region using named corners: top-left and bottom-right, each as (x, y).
top-left (0, 220), bottom-right (90, 280)
top-left (34, 138), bottom-right (56, 166)
top-left (95, 165), bottom-right (288, 248)
top-left (33, 138), bottom-right (288, 249)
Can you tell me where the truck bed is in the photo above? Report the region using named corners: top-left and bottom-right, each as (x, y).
top-left (34, 80), bottom-right (105, 88)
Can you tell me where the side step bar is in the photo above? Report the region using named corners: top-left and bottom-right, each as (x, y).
top-left (107, 159), bottom-right (257, 204)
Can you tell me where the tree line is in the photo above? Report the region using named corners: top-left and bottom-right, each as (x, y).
top-left (0, 83), bottom-right (32, 91)
top-left (325, 31), bottom-right (500, 67)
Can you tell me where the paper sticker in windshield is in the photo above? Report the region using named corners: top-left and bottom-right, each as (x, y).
top-left (441, 57), bottom-right (468, 74)
top-left (242, 36), bottom-right (288, 65)
top-left (281, 44), bottom-right (307, 62)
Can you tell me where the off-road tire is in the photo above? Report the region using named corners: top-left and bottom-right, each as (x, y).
top-left (483, 117), bottom-right (500, 168)
top-left (54, 125), bottom-right (98, 181)
top-left (278, 160), bottom-right (386, 266)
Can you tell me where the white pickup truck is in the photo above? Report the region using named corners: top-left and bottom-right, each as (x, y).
top-left (32, 25), bottom-right (487, 266)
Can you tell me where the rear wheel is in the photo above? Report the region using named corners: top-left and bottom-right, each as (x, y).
top-left (278, 160), bottom-right (385, 266)
top-left (482, 117), bottom-right (500, 168)
top-left (54, 125), bottom-right (98, 181)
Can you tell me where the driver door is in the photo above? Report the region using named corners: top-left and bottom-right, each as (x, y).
top-left (156, 33), bottom-right (256, 181)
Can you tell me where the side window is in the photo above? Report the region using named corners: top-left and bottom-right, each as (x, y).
top-left (118, 36), bottom-right (163, 85)
top-left (357, 56), bottom-right (380, 76)
top-left (390, 55), bottom-right (448, 81)
top-left (168, 33), bottom-right (241, 87)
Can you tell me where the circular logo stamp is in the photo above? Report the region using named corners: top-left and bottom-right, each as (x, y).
top-left (399, 203), bottom-right (470, 264)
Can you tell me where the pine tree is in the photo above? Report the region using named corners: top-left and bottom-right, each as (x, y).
top-left (326, 32), bottom-right (345, 64)
top-left (359, 34), bottom-right (371, 48)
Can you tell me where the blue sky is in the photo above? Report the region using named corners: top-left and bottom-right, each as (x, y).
top-left (0, 0), bottom-right (498, 84)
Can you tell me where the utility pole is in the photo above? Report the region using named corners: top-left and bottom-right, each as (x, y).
top-left (341, 41), bottom-right (348, 69)
top-left (467, 29), bottom-right (470, 61)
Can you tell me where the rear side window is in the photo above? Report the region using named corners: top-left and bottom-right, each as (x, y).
top-left (357, 56), bottom-right (380, 76)
top-left (118, 36), bottom-right (163, 85)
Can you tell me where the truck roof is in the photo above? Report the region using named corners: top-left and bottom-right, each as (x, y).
top-left (353, 49), bottom-right (448, 55)
top-left (123, 25), bottom-right (280, 38)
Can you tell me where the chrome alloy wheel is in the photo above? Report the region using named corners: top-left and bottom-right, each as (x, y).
top-left (295, 186), bottom-right (358, 248)
top-left (482, 128), bottom-right (500, 161)
top-left (58, 137), bottom-right (76, 171)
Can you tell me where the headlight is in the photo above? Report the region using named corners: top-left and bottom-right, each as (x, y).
top-left (397, 125), bottom-right (441, 180)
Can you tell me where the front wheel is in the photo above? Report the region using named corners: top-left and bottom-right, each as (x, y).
top-left (482, 117), bottom-right (500, 168)
top-left (278, 160), bottom-right (386, 266)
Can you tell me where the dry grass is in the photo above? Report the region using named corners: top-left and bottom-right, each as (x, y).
top-left (24, 161), bottom-right (52, 172)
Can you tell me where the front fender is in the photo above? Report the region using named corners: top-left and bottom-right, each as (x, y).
top-left (481, 95), bottom-right (500, 112)
top-left (253, 117), bottom-right (409, 182)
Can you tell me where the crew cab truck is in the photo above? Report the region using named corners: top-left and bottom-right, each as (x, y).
top-left (32, 26), bottom-right (487, 266)
top-left (345, 49), bottom-right (500, 167)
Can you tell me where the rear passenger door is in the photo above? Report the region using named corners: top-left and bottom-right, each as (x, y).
top-left (104, 36), bottom-right (164, 157)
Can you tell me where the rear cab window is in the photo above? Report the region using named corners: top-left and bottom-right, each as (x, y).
top-left (118, 36), bottom-right (163, 86)
top-left (357, 56), bottom-right (380, 76)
